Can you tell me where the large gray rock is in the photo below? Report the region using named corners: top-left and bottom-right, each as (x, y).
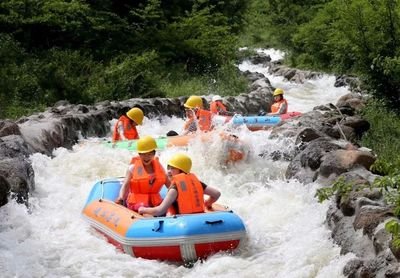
top-left (0, 120), bottom-right (21, 137)
top-left (319, 149), bottom-right (376, 179)
top-left (0, 157), bottom-right (34, 204)
top-left (286, 138), bottom-right (341, 180)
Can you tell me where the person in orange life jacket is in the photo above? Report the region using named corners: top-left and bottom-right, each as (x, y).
top-left (138, 153), bottom-right (221, 216)
top-left (182, 95), bottom-right (213, 135)
top-left (210, 95), bottom-right (228, 116)
top-left (116, 136), bottom-right (170, 211)
top-left (268, 88), bottom-right (288, 115)
top-left (112, 107), bottom-right (144, 142)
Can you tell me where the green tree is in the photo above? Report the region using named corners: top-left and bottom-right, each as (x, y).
top-left (292, 0), bottom-right (400, 109)
top-left (0, 0), bottom-right (250, 118)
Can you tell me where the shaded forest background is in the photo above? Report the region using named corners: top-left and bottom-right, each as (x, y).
top-left (1, 0), bottom-right (400, 174)
top-left (1, 0), bottom-right (400, 118)
top-left (0, 0), bottom-right (250, 118)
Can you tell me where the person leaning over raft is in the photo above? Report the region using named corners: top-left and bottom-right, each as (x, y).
top-left (182, 95), bottom-right (213, 135)
top-left (210, 95), bottom-right (228, 115)
top-left (268, 88), bottom-right (288, 115)
top-left (112, 107), bottom-right (144, 142)
top-left (116, 136), bottom-right (170, 211)
top-left (138, 153), bottom-right (221, 216)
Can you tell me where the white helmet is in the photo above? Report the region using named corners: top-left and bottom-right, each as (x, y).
top-left (212, 95), bottom-right (222, 102)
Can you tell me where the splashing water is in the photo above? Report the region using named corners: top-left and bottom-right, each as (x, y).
top-left (0, 50), bottom-right (354, 278)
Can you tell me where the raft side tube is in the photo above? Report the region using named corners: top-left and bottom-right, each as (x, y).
top-left (232, 115), bottom-right (282, 126)
top-left (127, 211), bottom-right (246, 239)
top-left (103, 137), bottom-right (169, 151)
top-left (83, 178), bottom-right (123, 206)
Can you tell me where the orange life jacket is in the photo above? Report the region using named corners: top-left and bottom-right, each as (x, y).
top-left (172, 173), bottom-right (204, 214)
top-left (210, 101), bottom-right (227, 115)
top-left (196, 109), bottom-right (212, 132)
top-left (127, 157), bottom-right (167, 210)
top-left (112, 115), bottom-right (139, 142)
top-left (219, 133), bottom-right (246, 163)
top-left (271, 99), bottom-right (288, 114)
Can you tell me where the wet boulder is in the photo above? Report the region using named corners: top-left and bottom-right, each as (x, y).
top-left (0, 157), bottom-right (34, 204)
top-left (336, 93), bottom-right (367, 111)
top-left (0, 120), bottom-right (21, 137)
top-left (353, 204), bottom-right (394, 238)
top-left (318, 149), bottom-right (376, 179)
top-left (286, 138), bottom-right (342, 180)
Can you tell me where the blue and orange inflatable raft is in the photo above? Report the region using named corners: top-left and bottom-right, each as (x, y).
top-left (213, 112), bottom-right (302, 131)
top-left (82, 178), bottom-right (247, 263)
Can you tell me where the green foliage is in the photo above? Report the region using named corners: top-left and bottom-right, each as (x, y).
top-left (211, 63), bottom-right (248, 96)
top-left (0, 0), bottom-right (250, 119)
top-left (87, 51), bottom-right (164, 101)
top-left (160, 75), bottom-right (208, 99)
top-left (159, 62), bottom-right (248, 98)
top-left (315, 177), bottom-right (354, 203)
top-left (160, 7), bottom-right (237, 73)
top-left (0, 34), bottom-right (43, 118)
top-left (288, 0), bottom-right (400, 108)
top-left (236, 48), bottom-right (257, 61)
top-left (385, 220), bottom-right (400, 248)
top-left (386, 219), bottom-right (400, 235)
top-left (360, 100), bottom-right (400, 214)
top-left (361, 100), bottom-right (400, 171)
top-left (369, 55), bottom-right (400, 111)
top-left (372, 174), bottom-right (400, 215)
top-left (370, 160), bottom-right (400, 176)
top-left (238, 1), bottom-right (273, 47)
top-left (239, 0), bottom-right (329, 49)
top-left (35, 49), bottom-right (101, 104)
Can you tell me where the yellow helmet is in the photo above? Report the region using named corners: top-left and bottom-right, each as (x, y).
top-left (273, 88), bottom-right (284, 96)
top-left (126, 107), bottom-right (144, 125)
top-left (137, 135), bottom-right (157, 153)
top-left (168, 153), bottom-right (192, 173)
top-left (184, 96), bottom-right (203, 109)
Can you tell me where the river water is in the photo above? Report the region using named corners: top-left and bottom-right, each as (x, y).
top-left (1, 50), bottom-right (355, 278)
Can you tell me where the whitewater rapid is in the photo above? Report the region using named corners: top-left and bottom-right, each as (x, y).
top-left (1, 50), bottom-right (355, 278)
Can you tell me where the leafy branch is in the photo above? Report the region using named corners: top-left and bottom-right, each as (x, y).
top-left (315, 177), bottom-right (355, 203)
top-left (385, 219), bottom-right (400, 249)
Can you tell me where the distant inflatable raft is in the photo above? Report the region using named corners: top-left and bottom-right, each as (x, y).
top-left (104, 133), bottom-right (248, 163)
top-left (213, 112), bottom-right (302, 131)
top-left (104, 135), bottom-right (188, 151)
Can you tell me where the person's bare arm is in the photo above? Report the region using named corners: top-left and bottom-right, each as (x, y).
top-left (139, 189), bottom-right (178, 216)
top-left (204, 186), bottom-right (221, 208)
top-left (117, 121), bottom-right (127, 140)
top-left (277, 102), bottom-right (287, 115)
top-left (116, 167), bottom-right (132, 203)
